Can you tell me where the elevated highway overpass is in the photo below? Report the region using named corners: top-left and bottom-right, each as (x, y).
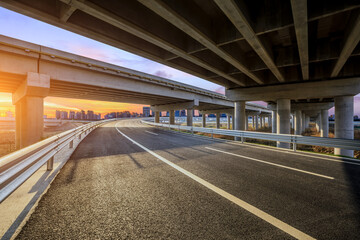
top-left (0, 0), bottom-right (359, 156)
top-left (0, 35), bottom-right (270, 149)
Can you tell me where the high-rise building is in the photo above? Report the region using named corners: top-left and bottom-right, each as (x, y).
top-left (60, 111), bottom-right (68, 119)
top-left (87, 110), bottom-right (95, 120)
top-left (175, 110), bottom-right (180, 117)
top-left (143, 107), bottom-right (150, 117)
top-left (180, 110), bottom-right (186, 117)
top-left (81, 110), bottom-right (86, 120)
top-left (56, 110), bottom-right (61, 119)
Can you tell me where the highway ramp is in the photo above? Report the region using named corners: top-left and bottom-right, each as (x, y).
top-left (15, 119), bottom-right (360, 239)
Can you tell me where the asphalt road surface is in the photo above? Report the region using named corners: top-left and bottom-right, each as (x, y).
top-left (16, 119), bottom-right (360, 239)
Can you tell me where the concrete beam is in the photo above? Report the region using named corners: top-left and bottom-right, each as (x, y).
top-left (12, 72), bottom-right (50, 105)
top-left (139, 0), bottom-right (263, 85)
top-left (215, 0), bottom-right (285, 83)
top-left (331, 11), bottom-right (360, 77)
top-left (151, 100), bottom-right (199, 111)
top-left (291, 102), bottom-right (334, 111)
top-left (290, 0), bottom-right (309, 80)
top-left (59, 4), bottom-right (77, 22)
top-left (59, 0), bottom-right (245, 87)
top-left (226, 77), bottom-right (360, 101)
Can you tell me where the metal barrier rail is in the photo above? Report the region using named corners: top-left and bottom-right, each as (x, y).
top-left (142, 120), bottom-right (360, 152)
top-left (0, 119), bottom-right (114, 203)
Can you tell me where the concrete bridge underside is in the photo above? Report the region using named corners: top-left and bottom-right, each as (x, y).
top-left (0, 0), bottom-right (359, 156)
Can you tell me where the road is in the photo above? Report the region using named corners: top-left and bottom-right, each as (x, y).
top-left (16, 119), bottom-right (360, 239)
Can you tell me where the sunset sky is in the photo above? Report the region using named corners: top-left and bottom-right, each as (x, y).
top-left (0, 6), bottom-right (359, 118)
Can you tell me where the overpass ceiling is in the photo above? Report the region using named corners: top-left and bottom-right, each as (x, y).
top-left (0, 0), bottom-right (359, 90)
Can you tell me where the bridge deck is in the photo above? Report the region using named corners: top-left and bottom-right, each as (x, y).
top-left (16, 119), bottom-right (360, 239)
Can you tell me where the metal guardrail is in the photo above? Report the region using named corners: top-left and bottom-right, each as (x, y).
top-left (0, 119), bottom-right (114, 203)
top-left (142, 120), bottom-right (360, 152)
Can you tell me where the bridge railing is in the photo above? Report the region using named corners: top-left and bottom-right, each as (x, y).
top-left (142, 120), bottom-right (360, 152)
top-left (0, 119), bottom-right (114, 203)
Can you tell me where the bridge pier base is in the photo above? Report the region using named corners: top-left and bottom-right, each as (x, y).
top-left (272, 110), bottom-right (277, 133)
top-left (276, 99), bottom-right (290, 149)
top-left (294, 110), bottom-right (302, 135)
top-left (334, 96), bottom-right (354, 157)
top-left (202, 114), bottom-right (206, 127)
top-left (255, 116), bottom-right (258, 130)
top-left (13, 72), bottom-right (50, 149)
top-left (245, 115), bottom-right (248, 130)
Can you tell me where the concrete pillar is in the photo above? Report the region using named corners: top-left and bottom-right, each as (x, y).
top-left (216, 113), bottom-right (221, 129)
top-left (320, 109), bottom-right (329, 137)
top-left (232, 115), bottom-right (235, 130)
top-left (186, 109), bottom-right (193, 126)
top-left (334, 96), bottom-right (354, 157)
top-left (306, 115), bottom-right (310, 128)
top-left (302, 112), bottom-right (306, 132)
top-left (255, 116), bottom-right (259, 130)
top-left (294, 110), bottom-right (302, 135)
top-left (227, 114), bottom-right (231, 129)
top-left (259, 116), bottom-right (263, 128)
top-left (315, 114), bottom-right (320, 132)
top-left (169, 110), bottom-right (175, 125)
top-left (234, 101), bottom-right (245, 140)
top-left (252, 116), bottom-right (255, 128)
top-left (269, 116), bottom-right (272, 127)
top-left (276, 99), bottom-right (291, 148)
top-left (263, 117), bottom-right (266, 127)
top-left (272, 111), bottom-right (277, 133)
top-left (13, 72), bottom-right (50, 149)
top-left (202, 114), bottom-right (206, 127)
top-left (155, 111), bottom-right (160, 123)
top-left (245, 115), bottom-right (249, 130)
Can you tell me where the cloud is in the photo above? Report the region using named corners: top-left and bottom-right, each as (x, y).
top-left (154, 70), bottom-right (173, 79)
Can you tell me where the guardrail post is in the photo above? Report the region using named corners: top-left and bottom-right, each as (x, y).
top-left (47, 156), bottom-right (54, 171)
top-left (69, 140), bottom-right (74, 149)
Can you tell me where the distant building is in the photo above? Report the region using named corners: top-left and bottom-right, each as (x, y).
top-left (60, 111), bottom-right (68, 119)
top-left (175, 110), bottom-right (180, 117)
top-left (81, 110), bottom-right (86, 120)
top-left (56, 110), bottom-right (61, 119)
top-left (180, 110), bottom-right (186, 117)
top-left (143, 107), bottom-right (150, 117)
top-left (87, 110), bottom-right (95, 120)
top-left (69, 111), bottom-right (75, 120)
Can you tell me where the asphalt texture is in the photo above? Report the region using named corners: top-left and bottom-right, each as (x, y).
top-left (16, 119), bottom-right (360, 239)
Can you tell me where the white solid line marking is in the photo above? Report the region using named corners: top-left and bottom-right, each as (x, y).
top-left (115, 122), bottom-right (315, 240)
top-left (145, 130), bottom-right (158, 136)
top-left (205, 147), bottom-right (334, 180)
top-left (230, 141), bottom-right (360, 166)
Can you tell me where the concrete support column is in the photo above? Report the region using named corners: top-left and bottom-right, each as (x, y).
top-left (13, 72), bottom-right (50, 149)
top-left (306, 115), bottom-right (310, 128)
top-left (255, 116), bottom-right (259, 130)
top-left (202, 114), bottom-right (206, 128)
top-left (315, 114), bottom-right (321, 132)
top-left (227, 114), bottom-right (231, 129)
top-left (252, 116), bottom-right (255, 128)
top-left (269, 116), bottom-right (272, 127)
top-left (294, 110), bottom-right (302, 135)
top-left (216, 113), bottom-right (221, 129)
top-left (263, 117), bottom-right (266, 127)
top-left (244, 115), bottom-right (248, 130)
top-left (302, 112), bottom-right (306, 132)
top-left (276, 99), bottom-right (291, 148)
top-left (320, 109), bottom-right (329, 137)
top-left (234, 101), bottom-right (245, 141)
top-left (232, 115), bottom-right (235, 130)
top-left (169, 110), bottom-right (175, 125)
top-left (186, 109), bottom-right (193, 126)
top-left (155, 111), bottom-right (160, 123)
top-left (335, 96), bottom-right (354, 157)
top-left (259, 116), bottom-right (263, 128)
top-left (272, 111), bottom-right (277, 133)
